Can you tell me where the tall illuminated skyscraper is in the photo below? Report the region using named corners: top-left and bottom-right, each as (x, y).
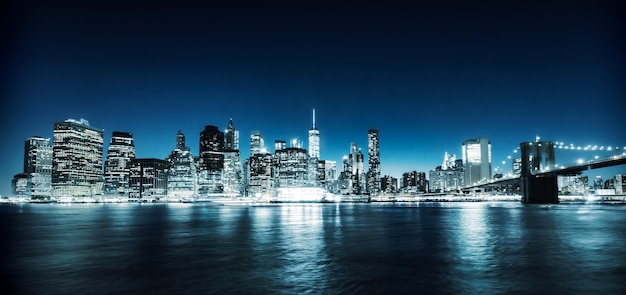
top-left (104, 132), bottom-right (136, 196)
top-left (367, 129), bottom-right (381, 195)
top-left (23, 136), bottom-right (52, 199)
top-left (199, 125), bottom-right (225, 194)
top-left (223, 119), bottom-right (242, 195)
top-left (324, 160), bottom-right (337, 181)
top-left (52, 118), bottom-right (104, 197)
top-left (462, 137), bottom-right (492, 186)
top-left (225, 118), bottom-right (239, 151)
top-left (308, 109), bottom-right (320, 159)
top-left (248, 152), bottom-right (273, 195)
top-left (347, 143), bottom-right (365, 194)
top-left (166, 130), bottom-right (197, 199)
top-left (307, 109), bottom-right (321, 186)
top-left (275, 147), bottom-right (308, 188)
top-left (199, 125), bottom-right (225, 172)
top-left (250, 131), bottom-right (264, 155)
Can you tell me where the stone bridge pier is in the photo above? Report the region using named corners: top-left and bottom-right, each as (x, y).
top-left (520, 141), bottom-right (559, 204)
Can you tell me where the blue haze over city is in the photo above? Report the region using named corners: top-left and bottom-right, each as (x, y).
top-left (2, 0), bottom-right (624, 197)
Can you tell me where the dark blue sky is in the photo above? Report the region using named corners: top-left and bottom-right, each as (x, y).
top-left (2, 0), bottom-right (624, 195)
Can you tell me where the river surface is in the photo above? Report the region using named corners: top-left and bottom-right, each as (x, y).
top-left (1, 202), bottom-right (625, 294)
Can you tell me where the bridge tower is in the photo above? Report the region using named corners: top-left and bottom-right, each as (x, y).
top-left (520, 141), bottom-right (559, 204)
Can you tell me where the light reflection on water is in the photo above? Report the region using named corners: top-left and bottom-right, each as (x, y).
top-left (2, 202), bottom-right (626, 294)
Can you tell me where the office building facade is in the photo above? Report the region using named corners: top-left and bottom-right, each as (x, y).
top-left (225, 118), bottom-right (239, 151)
top-left (429, 153), bottom-right (463, 192)
top-left (350, 143), bottom-right (365, 193)
top-left (381, 175), bottom-right (397, 194)
top-left (23, 136), bottom-right (52, 199)
top-left (367, 129), bottom-right (381, 195)
top-left (103, 131), bottom-right (136, 196)
top-left (166, 130), bottom-right (198, 199)
top-left (462, 137), bottom-right (492, 186)
top-left (275, 147), bottom-right (308, 188)
top-left (250, 131), bottom-right (265, 155)
top-left (223, 119), bottom-right (242, 195)
top-left (199, 125), bottom-right (225, 194)
top-left (248, 152), bottom-right (273, 196)
top-left (129, 158), bottom-right (168, 201)
top-left (274, 140), bottom-right (286, 152)
top-left (401, 171), bottom-right (429, 193)
top-left (52, 119), bottom-right (104, 197)
top-left (12, 173), bottom-right (29, 198)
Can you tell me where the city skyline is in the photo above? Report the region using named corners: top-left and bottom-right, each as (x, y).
top-left (2, 1), bottom-right (624, 196)
top-left (6, 115), bottom-right (625, 197)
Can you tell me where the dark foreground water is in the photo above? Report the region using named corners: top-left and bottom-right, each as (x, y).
top-left (2, 202), bottom-right (626, 294)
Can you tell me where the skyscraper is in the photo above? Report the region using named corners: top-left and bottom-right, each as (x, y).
top-left (199, 125), bottom-right (225, 194)
top-left (367, 129), bottom-right (381, 195)
top-left (274, 140), bottom-right (286, 152)
top-left (166, 130), bottom-right (197, 199)
top-left (250, 131), bottom-right (264, 155)
top-left (317, 160), bottom-right (327, 185)
top-left (344, 143), bottom-right (365, 194)
top-left (223, 119), bottom-right (242, 195)
top-left (353, 143), bottom-right (365, 193)
top-left (275, 147), bottom-right (308, 188)
top-left (307, 109), bottom-right (321, 187)
top-left (52, 118), bottom-right (104, 197)
top-left (462, 137), bottom-right (492, 186)
top-left (128, 158), bottom-right (168, 202)
top-left (176, 130), bottom-right (186, 149)
top-left (324, 160), bottom-right (337, 182)
top-left (308, 109), bottom-right (320, 159)
top-left (23, 136), bottom-right (52, 199)
top-left (248, 152), bottom-right (273, 196)
top-left (429, 153), bottom-right (463, 192)
top-left (401, 171), bottom-right (428, 193)
top-left (381, 175), bottom-right (398, 194)
top-left (104, 131), bottom-right (136, 196)
top-left (199, 125), bottom-right (225, 172)
top-left (225, 118), bottom-right (239, 151)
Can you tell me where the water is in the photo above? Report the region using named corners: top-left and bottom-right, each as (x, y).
top-left (2, 202), bottom-right (625, 294)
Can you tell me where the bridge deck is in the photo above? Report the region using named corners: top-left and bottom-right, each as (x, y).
top-left (463, 154), bottom-right (626, 191)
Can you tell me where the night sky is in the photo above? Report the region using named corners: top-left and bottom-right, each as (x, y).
top-left (2, 0), bottom-right (624, 196)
